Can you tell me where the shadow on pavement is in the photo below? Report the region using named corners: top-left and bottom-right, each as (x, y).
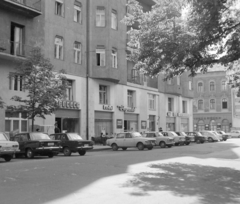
top-left (123, 163), bottom-right (240, 204)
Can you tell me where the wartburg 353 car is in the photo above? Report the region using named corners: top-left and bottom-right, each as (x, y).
top-left (0, 132), bottom-right (19, 162)
top-left (11, 132), bottom-right (61, 159)
top-left (50, 133), bottom-right (93, 156)
top-left (106, 132), bottom-right (156, 151)
top-left (143, 131), bottom-right (174, 148)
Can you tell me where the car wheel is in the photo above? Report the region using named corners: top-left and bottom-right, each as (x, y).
top-left (175, 143), bottom-right (179, 146)
top-left (48, 153), bottom-right (54, 158)
top-left (63, 147), bottom-right (72, 156)
top-left (122, 147), bottom-right (127, 151)
top-left (137, 142), bottom-right (144, 151)
top-left (26, 149), bottom-right (34, 159)
top-left (185, 142), bottom-right (190, 145)
top-left (4, 155), bottom-right (12, 162)
top-left (208, 137), bottom-right (214, 142)
top-left (167, 145), bottom-right (172, 148)
top-left (112, 143), bottom-right (119, 151)
top-left (78, 150), bottom-right (86, 156)
top-left (201, 141), bottom-right (205, 144)
top-left (159, 141), bottom-right (166, 148)
top-left (147, 146), bottom-right (153, 150)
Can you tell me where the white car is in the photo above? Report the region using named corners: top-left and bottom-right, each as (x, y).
top-left (143, 132), bottom-right (175, 148)
top-left (200, 131), bottom-right (220, 142)
top-left (212, 131), bottom-right (223, 141)
top-left (162, 131), bottom-right (185, 146)
top-left (229, 130), bottom-right (240, 138)
top-left (106, 132), bottom-right (156, 151)
top-left (0, 132), bottom-right (19, 162)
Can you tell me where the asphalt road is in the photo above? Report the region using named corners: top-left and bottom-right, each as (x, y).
top-left (1, 139), bottom-right (240, 204)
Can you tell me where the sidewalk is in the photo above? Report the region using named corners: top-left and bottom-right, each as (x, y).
top-left (89, 145), bottom-right (112, 152)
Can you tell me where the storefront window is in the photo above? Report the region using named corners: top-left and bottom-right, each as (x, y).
top-left (198, 120), bottom-right (205, 131)
top-left (210, 120), bottom-right (217, 131)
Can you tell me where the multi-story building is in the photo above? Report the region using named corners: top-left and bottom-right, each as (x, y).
top-left (0, 0), bottom-right (193, 139)
top-left (193, 69), bottom-right (232, 132)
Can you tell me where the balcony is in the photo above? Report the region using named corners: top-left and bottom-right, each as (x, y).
top-left (0, 0), bottom-right (42, 18)
top-left (0, 39), bottom-right (32, 60)
top-left (91, 67), bottom-right (121, 83)
top-left (127, 69), bottom-right (144, 85)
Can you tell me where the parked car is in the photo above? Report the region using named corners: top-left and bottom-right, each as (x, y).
top-left (185, 132), bottom-right (206, 144)
top-left (228, 130), bottom-right (240, 138)
top-left (175, 132), bottom-right (194, 145)
top-left (217, 131), bottom-right (229, 141)
top-left (212, 131), bottom-right (223, 141)
top-left (11, 132), bottom-right (61, 159)
top-left (0, 132), bottom-right (19, 162)
top-left (106, 132), bottom-right (156, 151)
top-left (200, 131), bottom-right (220, 142)
top-left (50, 133), bottom-right (93, 156)
top-left (161, 131), bottom-right (185, 146)
top-left (143, 132), bottom-right (174, 148)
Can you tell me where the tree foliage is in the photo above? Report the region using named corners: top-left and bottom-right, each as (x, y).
top-left (122, 0), bottom-right (240, 79)
top-left (0, 97), bottom-right (5, 109)
top-left (8, 47), bottom-right (68, 130)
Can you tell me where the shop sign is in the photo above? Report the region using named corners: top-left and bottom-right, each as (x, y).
top-left (103, 105), bottom-right (113, 111)
top-left (116, 119), bottom-right (123, 129)
top-left (194, 117), bottom-right (221, 121)
top-left (58, 100), bottom-right (80, 109)
top-left (117, 105), bottom-right (135, 112)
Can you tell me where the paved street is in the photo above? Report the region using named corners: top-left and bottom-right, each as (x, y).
top-left (1, 139), bottom-right (240, 204)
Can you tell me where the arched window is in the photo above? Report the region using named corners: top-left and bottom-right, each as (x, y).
top-left (210, 81), bottom-right (215, 91)
top-left (198, 82), bottom-right (203, 92)
top-left (210, 120), bottom-right (217, 131)
top-left (222, 98), bottom-right (228, 109)
top-left (198, 99), bottom-right (203, 110)
top-left (198, 120), bottom-right (205, 131)
top-left (221, 80), bottom-right (227, 90)
top-left (210, 99), bottom-right (215, 110)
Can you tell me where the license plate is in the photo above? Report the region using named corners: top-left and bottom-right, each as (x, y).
top-left (48, 143), bottom-right (54, 146)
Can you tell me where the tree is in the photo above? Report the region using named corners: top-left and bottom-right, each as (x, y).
top-left (8, 47), bottom-right (68, 131)
top-left (122, 0), bottom-right (240, 79)
top-left (0, 97), bottom-right (5, 109)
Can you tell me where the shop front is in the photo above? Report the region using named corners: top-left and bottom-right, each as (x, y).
top-left (95, 111), bottom-right (113, 137)
top-left (148, 115), bottom-right (156, 131)
top-left (124, 113), bottom-right (138, 132)
top-left (166, 117), bottom-right (175, 131)
top-left (181, 118), bottom-right (189, 132)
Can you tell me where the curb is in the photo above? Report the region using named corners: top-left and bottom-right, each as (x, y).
top-left (89, 146), bottom-right (112, 152)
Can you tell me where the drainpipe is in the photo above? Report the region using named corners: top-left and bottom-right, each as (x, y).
top-left (86, 0), bottom-right (90, 140)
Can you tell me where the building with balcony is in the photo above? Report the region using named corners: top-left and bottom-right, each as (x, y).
top-left (193, 69), bottom-right (232, 132)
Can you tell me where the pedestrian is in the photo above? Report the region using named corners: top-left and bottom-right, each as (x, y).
top-left (54, 123), bottom-right (60, 133)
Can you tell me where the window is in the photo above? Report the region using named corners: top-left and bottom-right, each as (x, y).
top-left (198, 100), bottom-right (203, 110)
top-left (74, 42), bottom-right (81, 64)
top-left (11, 23), bottom-right (24, 56)
top-left (74, 1), bottom-right (82, 23)
top-left (5, 111), bottom-right (28, 134)
top-left (96, 48), bottom-right (105, 66)
top-left (99, 85), bottom-right (108, 104)
top-left (210, 99), bottom-right (215, 110)
top-left (112, 49), bottom-right (117, 68)
top-left (9, 74), bottom-right (23, 91)
top-left (127, 90), bottom-right (134, 107)
top-left (149, 94), bottom-right (155, 110)
top-left (55, 0), bottom-right (64, 17)
top-left (221, 80), bottom-right (227, 90)
top-left (222, 98), bottom-right (228, 109)
top-left (182, 101), bottom-right (187, 113)
top-left (66, 80), bottom-right (73, 101)
top-left (210, 120), bottom-right (217, 131)
top-left (168, 98), bottom-right (173, 112)
top-left (54, 36), bottom-right (63, 60)
top-left (210, 81), bottom-right (215, 91)
top-left (111, 10), bottom-right (117, 29)
top-left (198, 82), bottom-right (203, 92)
top-left (96, 7), bottom-right (105, 27)
top-left (189, 81), bottom-right (192, 90)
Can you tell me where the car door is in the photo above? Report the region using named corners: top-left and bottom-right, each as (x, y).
top-left (115, 133), bottom-right (125, 147)
top-left (122, 133), bottom-right (134, 147)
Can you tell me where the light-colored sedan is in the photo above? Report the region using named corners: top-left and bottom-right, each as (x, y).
top-left (143, 132), bottom-right (175, 148)
top-left (212, 131), bottom-right (223, 141)
top-left (217, 131), bottom-right (229, 140)
top-left (106, 132), bottom-right (156, 151)
top-left (229, 130), bottom-right (240, 138)
top-left (200, 131), bottom-right (220, 142)
top-left (162, 131), bottom-right (185, 146)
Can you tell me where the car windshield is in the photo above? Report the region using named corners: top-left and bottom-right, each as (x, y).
top-left (156, 132), bottom-right (163, 137)
top-left (196, 132), bottom-right (203, 136)
top-left (67, 133), bottom-right (83, 140)
top-left (132, 132), bottom-right (143, 138)
top-left (212, 132), bottom-right (218, 135)
top-left (179, 132), bottom-right (187, 136)
top-left (171, 132), bottom-right (178, 136)
top-left (217, 131), bottom-right (223, 134)
top-left (30, 133), bottom-right (51, 140)
top-left (0, 133), bottom-right (8, 141)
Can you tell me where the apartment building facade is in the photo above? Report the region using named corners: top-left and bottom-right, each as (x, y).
top-left (193, 71), bottom-right (232, 132)
top-left (0, 0), bottom-right (192, 139)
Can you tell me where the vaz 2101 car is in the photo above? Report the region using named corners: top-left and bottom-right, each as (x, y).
top-left (143, 132), bottom-right (174, 148)
top-left (106, 132), bottom-right (156, 151)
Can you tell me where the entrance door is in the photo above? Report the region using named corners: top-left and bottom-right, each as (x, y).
top-left (95, 120), bottom-right (112, 137)
top-left (55, 118), bottom-right (62, 132)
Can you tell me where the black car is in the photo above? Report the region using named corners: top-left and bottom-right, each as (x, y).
top-left (11, 132), bottom-right (61, 159)
top-left (185, 132), bottom-right (206, 144)
top-left (50, 133), bottom-right (93, 156)
top-left (175, 132), bottom-right (194, 145)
